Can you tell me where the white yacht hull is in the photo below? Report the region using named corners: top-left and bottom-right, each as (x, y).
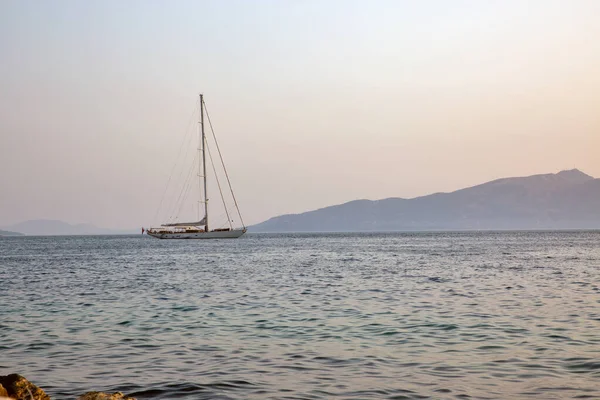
top-left (147, 228), bottom-right (246, 240)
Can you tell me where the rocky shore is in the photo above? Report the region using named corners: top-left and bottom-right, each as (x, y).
top-left (0, 375), bottom-right (136, 400)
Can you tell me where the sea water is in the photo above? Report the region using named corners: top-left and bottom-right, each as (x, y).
top-left (1, 232), bottom-right (599, 399)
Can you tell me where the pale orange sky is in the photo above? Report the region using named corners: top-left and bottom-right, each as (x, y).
top-left (1, 0), bottom-right (599, 229)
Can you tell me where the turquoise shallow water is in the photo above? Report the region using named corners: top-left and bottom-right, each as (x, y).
top-left (1, 232), bottom-right (599, 399)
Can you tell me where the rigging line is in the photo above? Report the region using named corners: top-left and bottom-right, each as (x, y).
top-left (167, 164), bottom-right (188, 222)
top-left (176, 153), bottom-right (199, 220)
top-left (203, 101), bottom-right (246, 228)
top-left (163, 121), bottom-right (198, 222)
top-left (221, 201), bottom-right (240, 226)
top-left (174, 165), bottom-right (196, 222)
top-left (168, 152), bottom-right (198, 222)
top-left (152, 102), bottom-right (199, 225)
top-left (173, 157), bottom-right (197, 222)
top-left (205, 138), bottom-right (232, 229)
top-left (209, 209), bottom-right (230, 229)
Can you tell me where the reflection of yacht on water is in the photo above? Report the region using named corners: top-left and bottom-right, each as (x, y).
top-left (147, 94), bottom-right (246, 239)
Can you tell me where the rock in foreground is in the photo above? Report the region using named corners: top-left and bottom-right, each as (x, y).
top-left (0, 374), bottom-right (50, 400)
top-left (0, 375), bottom-right (136, 400)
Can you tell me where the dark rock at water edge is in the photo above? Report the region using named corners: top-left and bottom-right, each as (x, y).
top-left (0, 374), bottom-right (50, 400)
top-left (0, 375), bottom-right (136, 400)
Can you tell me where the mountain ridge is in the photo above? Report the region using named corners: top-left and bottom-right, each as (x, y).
top-left (251, 169), bottom-right (600, 232)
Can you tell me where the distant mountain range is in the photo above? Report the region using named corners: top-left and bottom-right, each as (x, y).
top-left (251, 169), bottom-right (600, 232)
top-left (1, 220), bottom-right (137, 236)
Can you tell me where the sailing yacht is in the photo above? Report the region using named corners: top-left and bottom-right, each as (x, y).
top-left (147, 94), bottom-right (246, 239)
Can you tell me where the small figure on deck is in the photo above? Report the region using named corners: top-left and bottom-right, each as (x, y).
top-left (141, 227), bottom-right (145, 234)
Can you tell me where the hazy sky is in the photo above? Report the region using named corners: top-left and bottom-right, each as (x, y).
top-left (1, 0), bottom-right (599, 229)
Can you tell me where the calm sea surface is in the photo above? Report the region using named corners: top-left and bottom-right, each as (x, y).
top-left (1, 232), bottom-right (599, 399)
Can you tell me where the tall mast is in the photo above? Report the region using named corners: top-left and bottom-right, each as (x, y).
top-left (200, 94), bottom-right (209, 231)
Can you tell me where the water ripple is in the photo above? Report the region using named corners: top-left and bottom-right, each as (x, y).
top-left (1, 231), bottom-right (600, 399)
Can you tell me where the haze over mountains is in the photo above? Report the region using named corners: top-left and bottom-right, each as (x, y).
top-left (251, 169), bottom-right (600, 232)
top-left (3, 169), bottom-right (598, 235)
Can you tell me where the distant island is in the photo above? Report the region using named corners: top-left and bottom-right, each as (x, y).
top-left (0, 229), bottom-right (24, 236)
top-left (250, 169), bottom-right (600, 232)
top-left (0, 220), bottom-right (137, 236)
